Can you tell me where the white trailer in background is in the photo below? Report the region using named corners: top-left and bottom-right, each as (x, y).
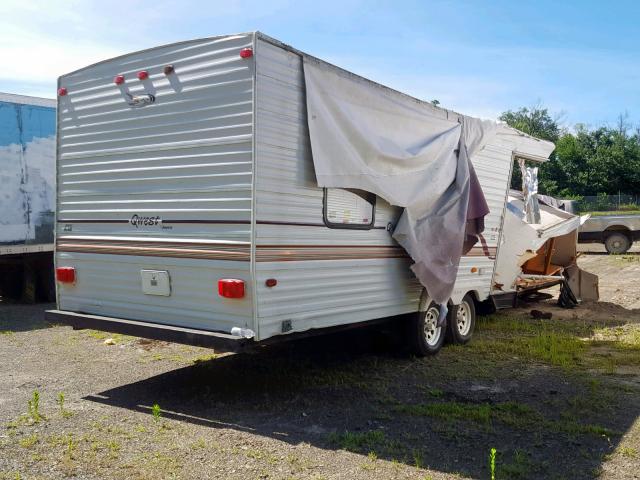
top-left (0, 93), bottom-right (56, 301)
top-left (46, 32), bottom-right (555, 355)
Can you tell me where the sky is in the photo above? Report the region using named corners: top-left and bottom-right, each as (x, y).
top-left (1, 0), bottom-right (639, 128)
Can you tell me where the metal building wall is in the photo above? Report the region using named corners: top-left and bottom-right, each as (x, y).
top-left (0, 94), bottom-right (56, 254)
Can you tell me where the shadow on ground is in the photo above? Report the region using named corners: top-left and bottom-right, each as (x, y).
top-left (86, 316), bottom-right (640, 480)
top-left (0, 302), bottom-right (55, 333)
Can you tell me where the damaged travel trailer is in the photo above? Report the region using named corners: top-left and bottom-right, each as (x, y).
top-left (491, 190), bottom-right (599, 308)
top-left (47, 32), bottom-right (559, 355)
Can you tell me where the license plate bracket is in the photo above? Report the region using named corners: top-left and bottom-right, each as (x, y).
top-left (140, 270), bottom-right (171, 296)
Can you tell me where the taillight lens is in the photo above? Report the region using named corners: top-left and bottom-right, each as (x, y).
top-left (58, 87), bottom-right (68, 96)
top-left (56, 267), bottom-right (76, 284)
top-left (218, 279), bottom-right (245, 298)
top-left (239, 48), bottom-right (253, 59)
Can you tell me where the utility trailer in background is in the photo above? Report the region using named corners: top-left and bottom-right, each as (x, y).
top-left (578, 214), bottom-right (640, 254)
top-left (0, 93), bottom-right (56, 302)
top-left (46, 32), bottom-right (556, 355)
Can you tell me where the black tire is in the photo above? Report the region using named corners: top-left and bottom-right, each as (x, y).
top-left (604, 232), bottom-right (631, 254)
top-left (406, 301), bottom-right (446, 356)
top-left (446, 293), bottom-right (476, 345)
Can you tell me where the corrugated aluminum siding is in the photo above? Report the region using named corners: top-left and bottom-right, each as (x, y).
top-left (254, 38), bottom-right (422, 339)
top-left (454, 143), bottom-right (513, 303)
top-left (56, 33), bottom-right (256, 333)
top-left (253, 36), bottom-right (516, 338)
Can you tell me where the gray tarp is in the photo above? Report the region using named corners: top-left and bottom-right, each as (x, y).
top-left (303, 57), bottom-right (496, 304)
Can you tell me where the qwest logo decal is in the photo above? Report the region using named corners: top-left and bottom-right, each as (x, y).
top-left (130, 214), bottom-right (162, 228)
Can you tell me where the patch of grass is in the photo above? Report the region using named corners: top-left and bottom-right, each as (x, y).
top-left (498, 449), bottom-right (533, 479)
top-left (133, 451), bottom-right (182, 478)
top-left (64, 434), bottom-right (77, 461)
top-left (107, 440), bottom-right (121, 458)
top-left (593, 324), bottom-right (640, 348)
top-left (613, 254), bottom-right (640, 264)
top-left (189, 438), bottom-right (206, 450)
top-left (87, 330), bottom-right (109, 340)
top-left (492, 402), bottom-right (542, 429)
top-left (86, 330), bottom-right (133, 343)
top-left (151, 403), bottom-right (161, 421)
top-left (18, 434), bottom-right (39, 448)
top-left (328, 430), bottom-right (385, 452)
top-left (489, 447), bottom-right (496, 480)
top-left (27, 390), bottom-right (42, 423)
top-left (559, 422), bottom-right (617, 437)
top-left (396, 400), bottom-right (618, 438)
top-left (193, 353), bottom-right (218, 364)
top-left (427, 388), bottom-right (443, 398)
top-left (412, 449), bottom-right (424, 468)
top-left (396, 402), bottom-right (492, 424)
top-left (619, 446), bottom-right (637, 458)
top-left (143, 352), bottom-right (191, 364)
top-left (0, 473), bottom-right (22, 480)
top-left (57, 392), bottom-right (72, 418)
top-left (135, 424), bottom-right (147, 433)
top-left (0, 330), bottom-right (14, 335)
top-left (473, 315), bottom-right (587, 368)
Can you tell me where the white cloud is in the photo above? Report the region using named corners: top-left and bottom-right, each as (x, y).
top-left (0, 24), bottom-right (121, 82)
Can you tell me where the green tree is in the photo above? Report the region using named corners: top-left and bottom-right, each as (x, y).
top-left (499, 105), bottom-right (563, 193)
top-left (500, 106), bottom-right (640, 198)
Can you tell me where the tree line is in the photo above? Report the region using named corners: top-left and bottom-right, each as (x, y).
top-left (499, 106), bottom-right (640, 198)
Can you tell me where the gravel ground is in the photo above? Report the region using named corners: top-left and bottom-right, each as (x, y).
top-left (1, 252), bottom-right (639, 480)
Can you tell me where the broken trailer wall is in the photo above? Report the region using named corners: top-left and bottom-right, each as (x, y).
top-left (0, 93), bottom-right (56, 254)
top-left (492, 192), bottom-right (598, 302)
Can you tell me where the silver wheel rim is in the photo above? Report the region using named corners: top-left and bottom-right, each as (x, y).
top-left (456, 301), bottom-right (472, 336)
top-left (423, 306), bottom-right (442, 347)
top-left (607, 235), bottom-right (627, 253)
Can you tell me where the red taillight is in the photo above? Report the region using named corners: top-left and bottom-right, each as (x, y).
top-left (56, 267), bottom-right (76, 284)
top-left (58, 87), bottom-right (67, 96)
top-left (239, 48), bottom-right (253, 59)
top-left (137, 70), bottom-right (149, 80)
top-left (218, 279), bottom-right (245, 298)
top-left (114, 74), bottom-right (125, 85)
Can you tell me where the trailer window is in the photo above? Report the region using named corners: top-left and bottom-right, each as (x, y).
top-left (323, 188), bottom-right (375, 229)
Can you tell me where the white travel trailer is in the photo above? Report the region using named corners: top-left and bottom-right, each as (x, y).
top-left (46, 32), bottom-right (555, 355)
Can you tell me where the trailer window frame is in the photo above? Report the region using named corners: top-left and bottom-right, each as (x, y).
top-left (322, 188), bottom-right (376, 230)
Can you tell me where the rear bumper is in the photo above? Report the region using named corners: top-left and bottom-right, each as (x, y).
top-left (45, 310), bottom-right (252, 352)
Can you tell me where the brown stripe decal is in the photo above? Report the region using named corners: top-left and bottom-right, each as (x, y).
top-left (256, 245), bottom-right (408, 262)
top-left (57, 239), bottom-right (251, 261)
top-left (56, 239), bottom-right (496, 261)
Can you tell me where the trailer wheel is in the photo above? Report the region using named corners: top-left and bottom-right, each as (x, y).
top-left (446, 293), bottom-right (476, 344)
top-left (604, 232), bottom-right (631, 254)
top-left (407, 302), bottom-right (445, 356)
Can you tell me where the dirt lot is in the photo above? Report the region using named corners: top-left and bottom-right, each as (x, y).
top-left (1, 252), bottom-right (639, 480)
